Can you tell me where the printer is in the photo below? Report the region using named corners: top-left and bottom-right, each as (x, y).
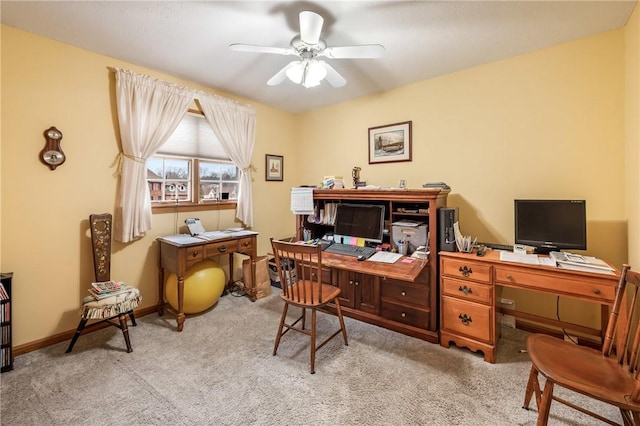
top-left (391, 220), bottom-right (428, 254)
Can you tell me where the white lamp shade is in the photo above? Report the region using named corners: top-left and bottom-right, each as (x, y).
top-left (286, 60), bottom-right (327, 88)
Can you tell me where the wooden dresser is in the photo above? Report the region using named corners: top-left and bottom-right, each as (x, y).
top-left (439, 250), bottom-right (618, 363)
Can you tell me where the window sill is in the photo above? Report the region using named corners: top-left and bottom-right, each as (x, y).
top-left (152, 201), bottom-right (236, 214)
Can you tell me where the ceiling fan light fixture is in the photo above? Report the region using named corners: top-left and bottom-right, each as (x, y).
top-left (302, 60), bottom-right (326, 88)
top-left (285, 61), bottom-right (305, 84)
top-left (286, 60), bottom-right (327, 88)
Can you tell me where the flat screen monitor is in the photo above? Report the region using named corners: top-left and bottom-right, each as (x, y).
top-left (334, 203), bottom-right (385, 244)
top-left (514, 199), bottom-right (586, 254)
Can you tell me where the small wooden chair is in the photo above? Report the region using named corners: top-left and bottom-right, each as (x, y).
top-left (270, 239), bottom-right (348, 374)
top-left (523, 264), bottom-right (640, 425)
top-left (66, 213), bottom-right (142, 353)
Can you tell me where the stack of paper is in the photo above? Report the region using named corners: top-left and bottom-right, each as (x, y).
top-left (550, 252), bottom-right (616, 275)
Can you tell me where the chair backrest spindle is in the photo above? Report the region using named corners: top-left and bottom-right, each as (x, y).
top-left (271, 239), bottom-right (323, 305)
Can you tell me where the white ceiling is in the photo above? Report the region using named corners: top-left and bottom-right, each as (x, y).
top-left (1, 1), bottom-right (637, 113)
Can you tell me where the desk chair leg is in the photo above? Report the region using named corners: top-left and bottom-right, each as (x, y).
top-left (523, 365), bottom-right (540, 410)
top-left (334, 298), bottom-right (348, 346)
top-left (310, 309), bottom-right (317, 374)
top-left (65, 318), bottom-right (88, 353)
top-left (273, 302), bottom-right (289, 356)
top-left (118, 314), bottom-right (133, 353)
top-left (537, 379), bottom-right (554, 425)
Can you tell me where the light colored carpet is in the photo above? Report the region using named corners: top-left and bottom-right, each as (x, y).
top-left (0, 291), bottom-right (620, 425)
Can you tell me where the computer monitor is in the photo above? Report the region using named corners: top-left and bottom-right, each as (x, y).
top-left (514, 199), bottom-right (586, 254)
top-left (334, 204), bottom-right (385, 244)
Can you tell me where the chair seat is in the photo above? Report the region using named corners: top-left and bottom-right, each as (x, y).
top-left (80, 287), bottom-right (142, 320)
top-left (280, 281), bottom-right (341, 307)
top-left (526, 333), bottom-right (639, 411)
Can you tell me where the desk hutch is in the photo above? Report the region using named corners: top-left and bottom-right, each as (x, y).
top-left (294, 189), bottom-right (448, 343)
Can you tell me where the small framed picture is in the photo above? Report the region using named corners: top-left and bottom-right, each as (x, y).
top-left (368, 121), bottom-right (412, 164)
top-left (265, 154), bottom-right (283, 181)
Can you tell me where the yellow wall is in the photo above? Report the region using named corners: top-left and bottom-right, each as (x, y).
top-left (626, 5), bottom-right (640, 267)
top-left (2, 11), bottom-right (638, 348)
top-left (296, 29), bottom-right (628, 329)
top-left (0, 26), bottom-right (297, 346)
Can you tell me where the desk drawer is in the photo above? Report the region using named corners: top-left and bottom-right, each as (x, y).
top-left (381, 300), bottom-right (429, 329)
top-left (441, 277), bottom-right (492, 304)
top-left (494, 267), bottom-right (615, 303)
top-left (185, 246), bottom-right (203, 269)
top-left (205, 240), bottom-right (239, 257)
top-left (442, 296), bottom-right (492, 343)
top-left (441, 258), bottom-right (492, 283)
top-left (381, 280), bottom-right (428, 308)
top-left (237, 237), bottom-right (254, 253)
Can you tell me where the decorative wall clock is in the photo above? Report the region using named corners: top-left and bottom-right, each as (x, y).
top-left (40, 126), bottom-right (65, 170)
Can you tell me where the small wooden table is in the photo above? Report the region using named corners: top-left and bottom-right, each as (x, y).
top-left (157, 231), bottom-right (258, 331)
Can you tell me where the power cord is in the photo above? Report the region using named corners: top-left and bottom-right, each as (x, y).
top-left (556, 296), bottom-right (579, 344)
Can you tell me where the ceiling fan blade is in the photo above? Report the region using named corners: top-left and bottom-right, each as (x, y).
top-left (267, 61), bottom-right (297, 86)
top-left (299, 11), bottom-right (323, 45)
top-left (322, 44), bottom-right (386, 59)
top-left (229, 43), bottom-right (295, 55)
top-left (319, 61), bottom-right (346, 88)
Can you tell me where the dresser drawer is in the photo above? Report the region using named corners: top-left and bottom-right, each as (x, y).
top-left (185, 246), bottom-right (203, 269)
top-left (441, 258), bottom-right (492, 283)
top-left (205, 240), bottom-right (239, 257)
top-left (381, 280), bottom-right (428, 308)
top-left (381, 300), bottom-right (429, 329)
top-left (494, 267), bottom-right (615, 303)
top-left (237, 237), bottom-right (254, 253)
top-left (441, 277), bottom-right (492, 304)
top-left (442, 296), bottom-right (492, 343)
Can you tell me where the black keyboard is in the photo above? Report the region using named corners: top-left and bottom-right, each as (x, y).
top-left (324, 243), bottom-right (376, 258)
top-left (478, 242), bottom-right (513, 251)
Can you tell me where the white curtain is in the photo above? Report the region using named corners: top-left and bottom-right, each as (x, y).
top-left (114, 69), bottom-right (193, 242)
top-left (198, 93), bottom-right (256, 227)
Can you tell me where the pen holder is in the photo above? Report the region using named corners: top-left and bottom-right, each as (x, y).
top-left (397, 241), bottom-right (409, 256)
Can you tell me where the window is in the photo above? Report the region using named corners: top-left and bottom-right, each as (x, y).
top-left (147, 112), bottom-right (239, 211)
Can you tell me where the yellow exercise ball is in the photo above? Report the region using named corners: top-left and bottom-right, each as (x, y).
top-left (165, 259), bottom-right (226, 314)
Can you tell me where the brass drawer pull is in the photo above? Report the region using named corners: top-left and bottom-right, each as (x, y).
top-left (191, 251), bottom-right (199, 257)
top-left (458, 285), bottom-right (472, 296)
top-left (594, 289), bottom-right (601, 295)
top-left (506, 274), bottom-right (514, 281)
top-left (349, 280), bottom-right (354, 286)
top-left (458, 313), bottom-right (472, 325)
top-left (218, 245), bottom-right (228, 253)
top-left (459, 266), bottom-right (472, 277)
top-left (401, 312), bottom-right (406, 318)
top-left (401, 291), bottom-right (407, 297)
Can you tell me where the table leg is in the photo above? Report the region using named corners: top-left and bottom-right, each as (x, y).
top-left (157, 267), bottom-right (165, 316)
top-left (176, 275), bottom-right (185, 332)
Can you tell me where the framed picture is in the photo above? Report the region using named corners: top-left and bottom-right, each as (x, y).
top-left (265, 154), bottom-right (283, 181)
top-left (368, 121), bottom-right (412, 164)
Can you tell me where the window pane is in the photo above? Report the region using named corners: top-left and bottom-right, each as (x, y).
top-left (199, 162), bottom-right (221, 180)
top-left (147, 157), bottom-right (192, 202)
top-left (198, 160), bottom-right (239, 201)
top-left (147, 158), bottom-right (164, 178)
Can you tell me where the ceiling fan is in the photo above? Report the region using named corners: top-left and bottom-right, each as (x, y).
top-left (229, 11), bottom-right (385, 88)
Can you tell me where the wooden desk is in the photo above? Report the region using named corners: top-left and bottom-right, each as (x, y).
top-left (318, 252), bottom-right (439, 343)
top-left (157, 231), bottom-right (258, 331)
top-left (439, 250), bottom-right (619, 363)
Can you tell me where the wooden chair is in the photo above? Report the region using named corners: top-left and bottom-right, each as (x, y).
top-left (270, 239), bottom-right (348, 374)
top-left (66, 213), bottom-right (142, 353)
top-left (523, 264), bottom-right (640, 425)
